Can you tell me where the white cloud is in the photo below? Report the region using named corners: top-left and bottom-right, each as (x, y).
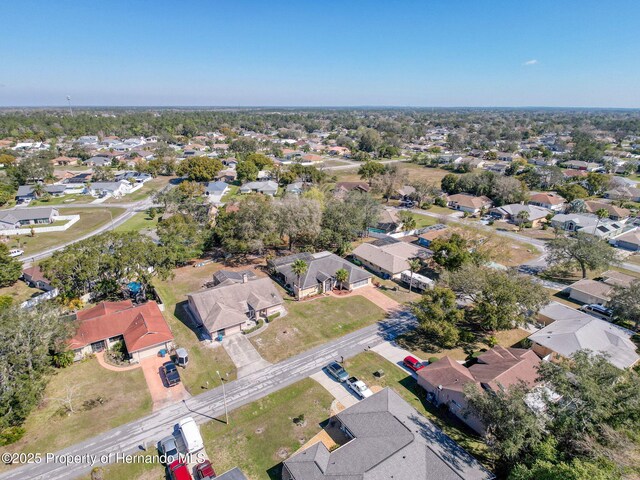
top-left (523, 59), bottom-right (538, 66)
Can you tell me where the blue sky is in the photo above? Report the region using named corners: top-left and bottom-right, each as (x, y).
top-left (1, 0), bottom-right (639, 107)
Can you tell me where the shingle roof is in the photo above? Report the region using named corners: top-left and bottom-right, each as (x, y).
top-left (0, 207), bottom-right (57, 225)
top-left (352, 240), bottom-right (430, 275)
top-left (283, 388), bottom-right (492, 480)
top-left (568, 278), bottom-right (613, 300)
top-left (187, 277), bottom-right (283, 332)
top-left (529, 316), bottom-right (640, 369)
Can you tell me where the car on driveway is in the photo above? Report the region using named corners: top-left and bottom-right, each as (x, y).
top-left (162, 361), bottom-right (181, 387)
top-left (8, 249), bottom-right (24, 257)
top-left (158, 435), bottom-right (180, 465)
top-left (168, 460), bottom-right (192, 480)
top-left (178, 417), bottom-right (204, 453)
top-left (403, 355), bottom-right (425, 372)
top-left (326, 362), bottom-right (349, 382)
top-left (346, 376), bottom-right (373, 399)
top-left (195, 459), bottom-right (216, 479)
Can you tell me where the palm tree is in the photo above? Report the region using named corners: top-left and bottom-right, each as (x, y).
top-left (335, 268), bottom-right (349, 291)
top-left (291, 259), bottom-right (308, 301)
top-left (516, 210), bottom-right (530, 226)
top-left (407, 258), bottom-right (421, 293)
top-left (595, 208), bottom-right (609, 230)
top-left (31, 183), bottom-right (45, 199)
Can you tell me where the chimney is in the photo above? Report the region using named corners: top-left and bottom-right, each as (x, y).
top-left (242, 272), bottom-right (248, 284)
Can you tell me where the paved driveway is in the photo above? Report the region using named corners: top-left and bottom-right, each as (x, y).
top-left (372, 341), bottom-right (426, 377)
top-left (140, 356), bottom-right (191, 411)
top-left (221, 334), bottom-right (271, 377)
top-left (310, 370), bottom-right (360, 409)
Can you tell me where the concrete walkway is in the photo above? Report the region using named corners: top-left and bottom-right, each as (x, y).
top-left (221, 334), bottom-right (271, 378)
top-left (95, 351), bottom-right (141, 372)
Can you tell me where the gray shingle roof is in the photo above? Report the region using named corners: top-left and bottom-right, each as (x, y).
top-left (283, 388), bottom-right (492, 480)
top-left (0, 207), bottom-right (57, 226)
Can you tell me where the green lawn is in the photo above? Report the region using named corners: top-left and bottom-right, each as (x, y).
top-left (29, 194), bottom-right (94, 207)
top-left (250, 295), bottom-right (386, 363)
top-left (0, 281), bottom-right (41, 305)
top-left (343, 351), bottom-right (493, 469)
top-left (0, 358), bottom-right (152, 469)
top-left (420, 204), bottom-right (454, 215)
top-left (153, 262), bottom-right (237, 392)
top-left (6, 207), bottom-right (125, 256)
top-left (221, 184), bottom-right (240, 202)
top-left (410, 212), bottom-right (438, 229)
top-left (85, 378), bottom-right (334, 480)
top-left (106, 176), bottom-right (175, 204)
top-left (114, 212), bottom-right (159, 233)
top-left (376, 278), bottom-right (422, 304)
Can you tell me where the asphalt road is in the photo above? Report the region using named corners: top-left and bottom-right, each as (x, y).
top-left (0, 312), bottom-right (415, 480)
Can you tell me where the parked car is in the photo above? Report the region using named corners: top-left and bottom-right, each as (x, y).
top-left (162, 361), bottom-right (181, 387)
top-left (195, 459), bottom-right (216, 479)
top-left (169, 460), bottom-right (193, 480)
top-left (158, 435), bottom-right (180, 465)
top-left (8, 249), bottom-right (24, 257)
top-left (346, 376), bottom-right (373, 399)
top-left (326, 362), bottom-right (349, 382)
top-left (579, 304), bottom-right (613, 320)
top-left (178, 417), bottom-right (204, 453)
top-left (403, 355), bottom-right (425, 372)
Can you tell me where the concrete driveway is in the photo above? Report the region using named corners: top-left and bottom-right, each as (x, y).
top-left (221, 334), bottom-right (271, 377)
top-left (372, 341), bottom-right (426, 377)
top-left (310, 370), bottom-right (360, 409)
top-left (140, 356), bottom-right (191, 411)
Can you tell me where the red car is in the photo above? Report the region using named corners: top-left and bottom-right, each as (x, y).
top-left (169, 460), bottom-right (193, 480)
top-left (195, 460), bottom-right (216, 479)
top-left (403, 355), bottom-right (425, 372)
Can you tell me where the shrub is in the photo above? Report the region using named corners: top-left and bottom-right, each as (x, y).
top-left (485, 335), bottom-right (498, 348)
top-left (434, 197), bottom-right (447, 208)
top-left (428, 356), bottom-right (439, 364)
top-left (0, 426), bottom-right (25, 446)
top-left (52, 350), bottom-right (74, 368)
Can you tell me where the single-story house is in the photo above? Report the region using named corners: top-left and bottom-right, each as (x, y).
top-left (270, 251), bottom-right (372, 299)
top-left (64, 172), bottom-right (93, 184)
top-left (0, 207), bottom-right (59, 229)
top-left (396, 185), bottom-right (416, 200)
top-left (282, 388), bottom-right (492, 480)
top-left (561, 160), bottom-right (601, 171)
top-left (528, 311), bottom-right (640, 369)
top-left (352, 237), bottom-right (431, 279)
top-left (16, 184), bottom-right (67, 202)
top-left (50, 156), bottom-right (79, 166)
top-left (417, 346), bottom-right (541, 434)
top-left (612, 228), bottom-right (640, 251)
top-left (115, 171), bottom-right (153, 184)
top-left (567, 278), bottom-right (613, 305)
top-left (85, 156), bottom-right (112, 167)
top-left (22, 265), bottom-right (54, 291)
top-left (528, 192), bottom-right (566, 211)
top-left (375, 208), bottom-right (402, 233)
top-left (187, 276), bottom-right (285, 337)
top-left (216, 168), bottom-right (237, 183)
top-left (87, 181), bottom-right (133, 198)
top-left (212, 269), bottom-right (257, 286)
top-left (489, 204), bottom-right (550, 226)
top-left (447, 193), bottom-right (493, 214)
top-left (285, 182), bottom-right (305, 195)
top-left (550, 213), bottom-right (626, 239)
top-left (333, 181), bottom-right (370, 198)
top-left (584, 200), bottom-right (630, 221)
top-left (204, 180), bottom-right (229, 204)
top-left (69, 300), bottom-right (174, 363)
top-left (239, 180), bottom-right (278, 196)
top-left (417, 224), bottom-right (449, 247)
top-left (604, 186), bottom-right (640, 203)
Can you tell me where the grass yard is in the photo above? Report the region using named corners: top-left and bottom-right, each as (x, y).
top-left (398, 327), bottom-right (530, 362)
top-left (153, 261), bottom-right (238, 392)
top-left (114, 212), bottom-right (159, 233)
top-left (6, 207), bottom-right (125, 256)
top-left (0, 358), bottom-right (152, 466)
top-left (250, 295), bottom-right (387, 363)
top-left (0, 281), bottom-right (41, 305)
top-left (409, 212), bottom-right (438, 229)
top-left (343, 351), bottom-right (493, 469)
top-left (29, 194), bottom-right (94, 207)
top-left (421, 204), bottom-right (455, 215)
top-left (106, 176), bottom-right (175, 204)
top-left (86, 378), bottom-right (334, 480)
top-left (376, 278), bottom-right (422, 305)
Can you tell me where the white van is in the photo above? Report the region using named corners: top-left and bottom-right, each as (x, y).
top-left (178, 417), bottom-right (203, 453)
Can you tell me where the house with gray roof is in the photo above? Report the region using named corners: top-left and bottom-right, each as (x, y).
top-left (239, 180), bottom-right (278, 196)
top-left (269, 251), bottom-right (372, 299)
top-left (204, 180), bottom-right (229, 204)
top-left (352, 237), bottom-right (431, 279)
top-left (489, 204), bottom-right (550, 227)
top-left (529, 307), bottom-right (639, 369)
top-left (16, 184), bottom-right (67, 202)
top-left (87, 181), bottom-right (133, 198)
top-left (187, 275), bottom-right (285, 337)
top-left (282, 388), bottom-right (492, 480)
top-left (0, 207), bottom-right (59, 230)
top-left (550, 213), bottom-right (626, 239)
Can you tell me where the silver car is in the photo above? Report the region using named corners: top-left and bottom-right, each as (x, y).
top-left (158, 435), bottom-right (180, 465)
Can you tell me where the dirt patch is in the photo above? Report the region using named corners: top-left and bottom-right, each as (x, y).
top-left (276, 447), bottom-right (291, 459)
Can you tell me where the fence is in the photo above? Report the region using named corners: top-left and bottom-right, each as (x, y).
top-left (0, 214), bottom-right (80, 236)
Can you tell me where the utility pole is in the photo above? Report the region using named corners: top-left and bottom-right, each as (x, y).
top-left (216, 370), bottom-right (228, 425)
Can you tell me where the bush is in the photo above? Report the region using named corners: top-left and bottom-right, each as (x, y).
top-left (52, 350), bottom-right (74, 368)
top-left (0, 295), bottom-right (12, 310)
top-left (428, 356), bottom-right (439, 364)
top-left (485, 335), bottom-right (498, 348)
top-left (0, 426), bottom-right (25, 446)
top-left (434, 197), bottom-right (447, 208)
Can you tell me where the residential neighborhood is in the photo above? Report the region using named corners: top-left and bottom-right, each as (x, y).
top-left (2, 3), bottom-right (640, 479)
